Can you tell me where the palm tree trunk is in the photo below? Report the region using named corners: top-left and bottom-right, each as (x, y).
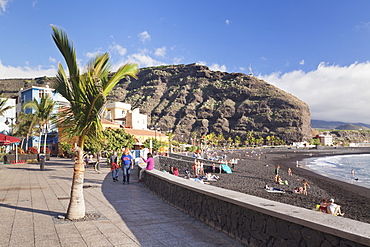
top-left (21, 138), bottom-right (25, 152)
top-left (25, 134), bottom-right (29, 151)
top-left (43, 124), bottom-right (48, 153)
top-left (66, 145), bottom-right (85, 219)
top-left (38, 130), bottom-right (42, 154)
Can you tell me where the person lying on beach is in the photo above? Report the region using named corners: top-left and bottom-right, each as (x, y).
top-left (293, 187), bottom-right (303, 194)
top-left (297, 179), bottom-right (310, 195)
top-left (265, 185), bottom-right (285, 193)
top-left (327, 199), bottom-right (345, 216)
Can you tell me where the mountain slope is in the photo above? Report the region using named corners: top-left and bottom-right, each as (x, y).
top-left (108, 64), bottom-right (312, 143)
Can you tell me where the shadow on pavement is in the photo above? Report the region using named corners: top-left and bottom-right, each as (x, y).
top-left (0, 203), bottom-right (63, 218)
top-left (101, 166), bottom-right (244, 246)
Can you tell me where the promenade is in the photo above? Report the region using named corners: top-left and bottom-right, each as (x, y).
top-left (0, 158), bottom-right (243, 247)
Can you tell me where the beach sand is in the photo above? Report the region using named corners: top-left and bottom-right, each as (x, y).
top-left (206, 147), bottom-right (370, 224)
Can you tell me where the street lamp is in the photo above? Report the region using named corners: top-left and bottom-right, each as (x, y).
top-left (5, 117), bottom-right (19, 135)
top-left (150, 125), bottom-right (160, 154)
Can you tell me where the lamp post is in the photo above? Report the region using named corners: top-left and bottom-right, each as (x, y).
top-left (150, 124), bottom-right (160, 154)
top-left (5, 117), bottom-right (19, 135)
top-left (5, 117), bottom-right (19, 162)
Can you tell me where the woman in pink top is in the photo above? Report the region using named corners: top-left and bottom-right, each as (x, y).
top-left (138, 153), bottom-right (154, 182)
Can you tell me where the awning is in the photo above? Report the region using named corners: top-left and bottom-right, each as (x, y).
top-left (0, 133), bottom-right (20, 146)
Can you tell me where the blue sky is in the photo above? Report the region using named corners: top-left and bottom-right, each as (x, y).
top-left (1, 0), bottom-right (370, 124)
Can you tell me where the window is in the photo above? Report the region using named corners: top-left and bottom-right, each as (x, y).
top-left (39, 90), bottom-right (44, 98)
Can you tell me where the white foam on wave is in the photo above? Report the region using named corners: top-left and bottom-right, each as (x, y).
top-left (303, 154), bottom-right (370, 189)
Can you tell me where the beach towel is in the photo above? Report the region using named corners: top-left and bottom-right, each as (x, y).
top-left (265, 186), bottom-right (285, 193)
top-left (266, 190), bottom-right (285, 193)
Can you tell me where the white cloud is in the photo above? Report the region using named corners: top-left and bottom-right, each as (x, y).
top-left (49, 56), bottom-right (56, 63)
top-left (32, 0), bottom-right (37, 8)
top-left (154, 46), bottom-right (166, 57)
top-left (260, 61), bottom-right (370, 123)
top-left (209, 63), bottom-right (227, 72)
top-left (127, 53), bottom-right (162, 67)
top-left (355, 21), bottom-right (370, 30)
top-left (85, 51), bottom-right (103, 59)
top-left (196, 61), bottom-right (226, 72)
top-left (0, 0), bottom-right (10, 12)
top-left (138, 31), bottom-right (151, 43)
top-left (110, 43), bottom-right (127, 56)
top-left (225, 19), bottom-right (231, 25)
top-left (299, 60), bottom-right (305, 65)
top-left (173, 56), bottom-right (183, 64)
top-left (0, 60), bottom-right (57, 79)
top-left (112, 51), bottom-right (163, 70)
top-left (196, 61), bottom-right (207, 66)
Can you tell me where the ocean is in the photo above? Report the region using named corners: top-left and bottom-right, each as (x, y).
top-left (301, 154), bottom-right (370, 189)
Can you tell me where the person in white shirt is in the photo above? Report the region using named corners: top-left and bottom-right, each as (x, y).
top-left (327, 199), bottom-right (344, 216)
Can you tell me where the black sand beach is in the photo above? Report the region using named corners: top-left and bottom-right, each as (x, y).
top-left (208, 147), bottom-right (370, 224)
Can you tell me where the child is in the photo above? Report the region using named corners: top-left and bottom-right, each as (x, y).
top-left (300, 179), bottom-right (310, 195)
top-left (288, 168), bottom-right (292, 176)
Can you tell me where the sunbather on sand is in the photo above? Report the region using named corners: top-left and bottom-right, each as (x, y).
top-left (327, 199), bottom-right (345, 216)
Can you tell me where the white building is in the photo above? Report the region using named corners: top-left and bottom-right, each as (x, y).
top-left (0, 98), bottom-right (17, 135)
top-left (318, 133), bottom-right (333, 146)
top-left (105, 102), bottom-right (148, 130)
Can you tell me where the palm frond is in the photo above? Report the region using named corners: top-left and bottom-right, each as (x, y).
top-left (51, 25), bottom-right (79, 84)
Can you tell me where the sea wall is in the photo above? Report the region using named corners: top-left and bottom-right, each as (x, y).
top-left (140, 156), bottom-right (370, 246)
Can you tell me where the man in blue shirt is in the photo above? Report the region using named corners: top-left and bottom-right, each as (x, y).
top-left (121, 149), bottom-right (133, 184)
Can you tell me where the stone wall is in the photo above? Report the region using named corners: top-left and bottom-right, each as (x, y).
top-left (2, 154), bottom-right (50, 164)
top-left (141, 157), bottom-right (370, 247)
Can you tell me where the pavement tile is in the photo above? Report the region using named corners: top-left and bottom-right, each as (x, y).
top-left (0, 158), bottom-right (244, 247)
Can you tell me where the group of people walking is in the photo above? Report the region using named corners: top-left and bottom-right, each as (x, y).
top-left (110, 149), bottom-right (154, 184)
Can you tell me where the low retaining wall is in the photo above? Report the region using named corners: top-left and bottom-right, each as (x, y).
top-left (1, 154), bottom-right (50, 164)
top-left (141, 156), bottom-right (370, 246)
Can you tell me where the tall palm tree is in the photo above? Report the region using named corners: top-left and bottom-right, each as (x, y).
top-left (51, 25), bottom-right (138, 219)
top-left (23, 94), bottom-right (56, 153)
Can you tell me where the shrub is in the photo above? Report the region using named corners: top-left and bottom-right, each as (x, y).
top-left (27, 147), bottom-right (38, 154)
top-left (40, 147), bottom-right (50, 154)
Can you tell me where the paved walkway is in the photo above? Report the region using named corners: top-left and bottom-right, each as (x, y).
top-left (0, 158), bottom-right (244, 247)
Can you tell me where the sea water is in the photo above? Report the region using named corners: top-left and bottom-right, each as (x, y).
top-left (302, 154), bottom-right (370, 189)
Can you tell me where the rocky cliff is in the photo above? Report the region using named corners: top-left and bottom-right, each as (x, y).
top-left (0, 64), bottom-right (312, 144)
top-left (108, 64), bottom-right (312, 143)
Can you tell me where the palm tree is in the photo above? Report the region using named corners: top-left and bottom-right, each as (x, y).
top-left (165, 131), bottom-right (175, 153)
top-left (23, 94), bottom-right (56, 153)
top-left (51, 25), bottom-right (138, 219)
top-left (0, 98), bottom-right (14, 117)
top-left (14, 112), bottom-right (38, 152)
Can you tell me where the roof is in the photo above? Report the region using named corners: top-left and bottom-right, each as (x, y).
top-left (101, 119), bottom-right (121, 125)
top-left (124, 128), bottom-right (167, 137)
